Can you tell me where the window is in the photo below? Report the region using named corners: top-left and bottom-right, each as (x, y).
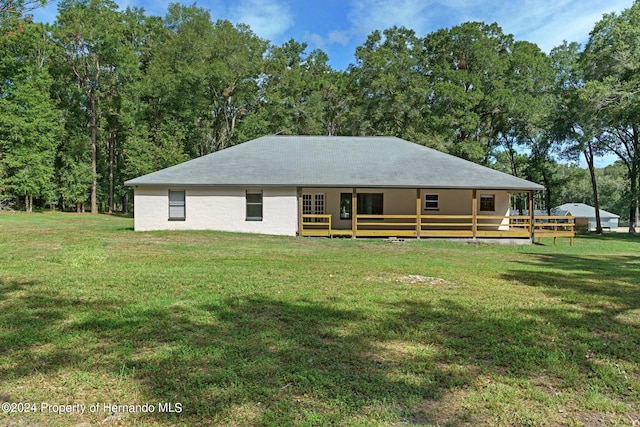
top-left (315, 193), bottom-right (325, 216)
top-left (246, 190), bottom-right (263, 221)
top-left (357, 193), bottom-right (383, 215)
top-left (340, 193), bottom-right (352, 219)
top-left (168, 190), bottom-right (185, 221)
top-left (425, 193), bottom-right (439, 210)
top-left (302, 193), bottom-right (325, 222)
top-left (480, 194), bottom-right (495, 211)
top-left (302, 193), bottom-right (313, 215)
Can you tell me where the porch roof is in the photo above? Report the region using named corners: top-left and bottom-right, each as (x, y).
top-left (125, 135), bottom-right (544, 191)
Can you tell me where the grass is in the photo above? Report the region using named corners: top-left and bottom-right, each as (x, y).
top-left (0, 213), bottom-right (639, 426)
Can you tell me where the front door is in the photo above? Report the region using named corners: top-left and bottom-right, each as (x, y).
top-left (302, 193), bottom-right (325, 220)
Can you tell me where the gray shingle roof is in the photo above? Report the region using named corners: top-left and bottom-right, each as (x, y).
top-left (125, 135), bottom-right (544, 190)
top-left (555, 203), bottom-right (620, 219)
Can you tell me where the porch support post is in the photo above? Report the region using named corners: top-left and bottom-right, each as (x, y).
top-left (297, 187), bottom-right (303, 236)
top-left (472, 189), bottom-right (478, 239)
top-left (415, 188), bottom-right (421, 239)
top-left (351, 188), bottom-right (357, 238)
top-left (528, 190), bottom-right (534, 240)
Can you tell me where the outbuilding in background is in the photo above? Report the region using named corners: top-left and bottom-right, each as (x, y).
top-left (554, 203), bottom-right (620, 231)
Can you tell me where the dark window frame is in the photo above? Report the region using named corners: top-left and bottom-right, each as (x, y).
top-left (425, 193), bottom-right (439, 211)
top-left (246, 190), bottom-right (263, 221)
top-left (357, 193), bottom-right (384, 215)
top-left (168, 190), bottom-right (186, 221)
top-left (479, 194), bottom-right (495, 212)
top-left (340, 193), bottom-right (351, 220)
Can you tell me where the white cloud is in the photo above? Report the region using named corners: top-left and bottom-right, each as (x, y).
top-left (328, 30), bottom-right (351, 45)
top-left (229, 0), bottom-right (293, 41)
top-left (344, 0), bottom-right (634, 52)
top-left (305, 29), bottom-right (351, 52)
top-left (305, 32), bottom-right (327, 50)
top-left (503, 0), bottom-right (635, 52)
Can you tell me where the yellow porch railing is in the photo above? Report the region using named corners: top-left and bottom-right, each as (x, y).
top-left (300, 214), bottom-right (333, 237)
top-left (300, 213), bottom-right (575, 243)
top-left (533, 215), bottom-right (576, 246)
top-left (356, 214), bottom-right (418, 237)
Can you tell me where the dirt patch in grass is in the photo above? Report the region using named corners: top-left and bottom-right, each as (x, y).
top-left (400, 389), bottom-right (480, 426)
top-left (396, 275), bottom-right (452, 285)
top-left (365, 274), bottom-right (456, 286)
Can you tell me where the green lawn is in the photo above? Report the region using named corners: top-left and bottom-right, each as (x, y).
top-left (1, 213), bottom-right (639, 426)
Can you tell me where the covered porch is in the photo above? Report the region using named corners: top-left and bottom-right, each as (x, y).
top-left (298, 187), bottom-right (573, 242)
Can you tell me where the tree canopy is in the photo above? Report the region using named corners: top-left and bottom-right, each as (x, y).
top-left (0, 0), bottom-right (638, 231)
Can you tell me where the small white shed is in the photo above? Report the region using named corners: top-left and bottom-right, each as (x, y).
top-left (555, 203), bottom-right (620, 231)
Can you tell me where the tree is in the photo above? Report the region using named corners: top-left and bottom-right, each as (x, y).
top-left (244, 39), bottom-right (342, 137)
top-left (143, 5), bottom-right (267, 157)
top-left (0, 0), bottom-right (49, 23)
top-left (581, 0), bottom-right (640, 232)
top-left (0, 18), bottom-right (61, 211)
top-left (347, 27), bottom-right (432, 145)
top-left (423, 22), bottom-right (514, 164)
top-left (117, 8), bottom-right (188, 196)
top-left (54, 0), bottom-right (123, 214)
top-left (550, 41), bottom-right (607, 233)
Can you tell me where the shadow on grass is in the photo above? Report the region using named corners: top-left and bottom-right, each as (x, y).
top-left (500, 253), bottom-right (640, 396)
top-left (2, 266), bottom-right (639, 425)
top-left (503, 252), bottom-right (640, 307)
top-left (0, 278), bottom-right (451, 425)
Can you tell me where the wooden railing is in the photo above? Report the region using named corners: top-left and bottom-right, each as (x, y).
top-left (356, 214), bottom-right (417, 237)
top-left (421, 214), bottom-right (474, 237)
top-left (301, 213), bottom-right (575, 243)
top-left (476, 215), bottom-right (532, 238)
top-left (300, 214), bottom-right (332, 237)
top-left (533, 215), bottom-right (575, 246)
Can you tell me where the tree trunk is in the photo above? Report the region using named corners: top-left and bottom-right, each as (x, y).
top-left (108, 115), bottom-right (116, 214)
top-left (540, 168), bottom-right (551, 215)
top-left (89, 83), bottom-right (98, 214)
top-left (584, 144), bottom-right (602, 234)
top-left (629, 160), bottom-right (638, 234)
top-left (123, 192), bottom-right (129, 214)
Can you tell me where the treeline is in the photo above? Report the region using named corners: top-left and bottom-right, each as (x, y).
top-left (0, 0), bottom-right (638, 231)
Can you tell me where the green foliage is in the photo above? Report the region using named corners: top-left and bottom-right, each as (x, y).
top-left (144, 6), bottom-right (268, 156)
top-left (0, 0), bottom-right (638, 216)
top-left (423, 22), bottom-right (514, 163)
top-left (555, 161), bottom-right (630, 220)
top-left (348, 27), bottom-right (431, 144)
top-left (58, 151), bottom-right (92, 210)
top-left (0, 19), bottom-right (61, 210)
top-left (580, 0), bottom-right (640, 229)
top-left (245, 39), bottom-right (345, 137)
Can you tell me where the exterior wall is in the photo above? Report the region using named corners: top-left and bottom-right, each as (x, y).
top-left (133, 186), bottom-right (298, 235)
top-left (303, 188), bottom-right (418, 230)
top-left (588, 217), bottom-right (619, 230)
top-left (420, 189), bottom-right (473, 215)
top-left (477, 190), bottom-right (511, 230)
top-left (299, 188), bottom-right (513, 230)
top-left (134, 186), bottom-right (516, 236)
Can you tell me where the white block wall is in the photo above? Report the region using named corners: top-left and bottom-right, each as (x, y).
top-left (133, 186), bottom-right (298, 235)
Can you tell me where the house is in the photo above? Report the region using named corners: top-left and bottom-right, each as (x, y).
top-left (555, 203), bottom-right (620, 231)
top-left (125, 135), bottom-right (544, 240)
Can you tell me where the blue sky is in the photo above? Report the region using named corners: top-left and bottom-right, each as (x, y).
top-left (33, 0), bottom-right (634, 71)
